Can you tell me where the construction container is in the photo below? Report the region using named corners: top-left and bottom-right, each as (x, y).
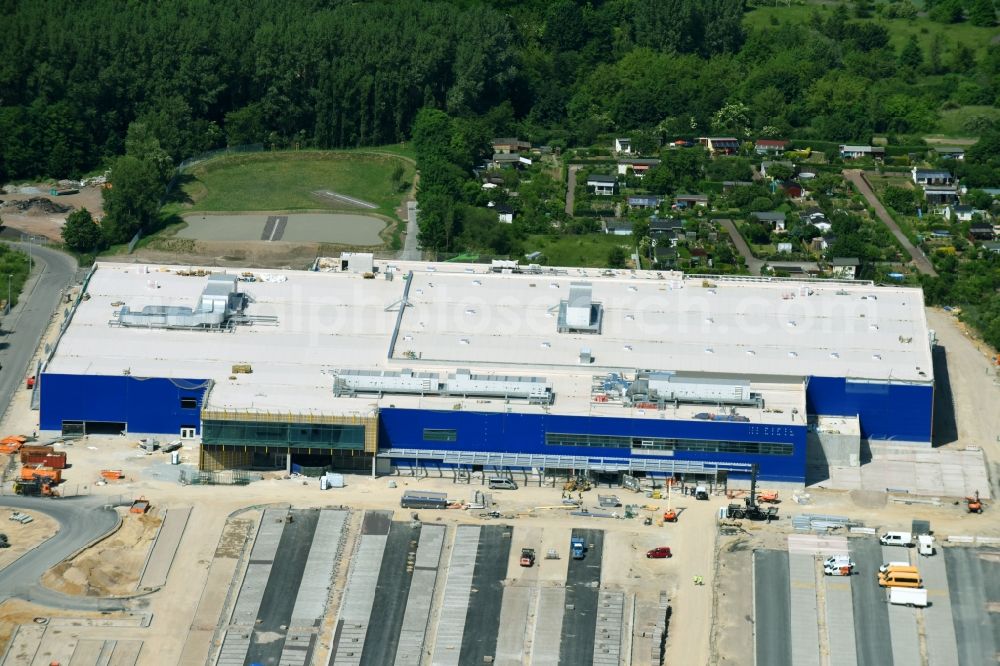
top-left (324, 472), bottom-right (344, 488)
top-left (19, 445), bottom-right (52, 463)
top-left (22, 451), bottom-right (66, 468)
top-left (170, 451), bottom-right (180, 465)
top-left (20, 465), bottom-right (61, 483)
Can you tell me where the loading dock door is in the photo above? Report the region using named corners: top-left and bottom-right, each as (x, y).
top-left (62, 420), bottom-right (126, 436)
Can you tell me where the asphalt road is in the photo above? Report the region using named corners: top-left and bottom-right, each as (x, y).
top-left (247, 508), bottom-right (320, 666)
top-left (559, 528), bottom-right (603, 666)
top-left (459, 524), bottom-right (512, 664)
top-left (400, 200), bottom-right (421, 261)
top-left (848, 538), bottom-right (892, 666)
top-left (842, 169), bottom-right (938, 277)
top-left (360, 520), bottom-right (421, 666)
top-left (945, 547), bottom-right (997, 665)
top-left (753, 549), bottom-right (791, 666)
top-left (0, 495), bottom-right (124, 610)
top-left (0, 242), bottom-right (77, 423)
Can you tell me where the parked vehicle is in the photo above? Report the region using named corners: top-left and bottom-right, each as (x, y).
top-left (878, 561), bottom-right (912, 574)
top-left (519, 548), bottom-right (535, 567)
top-left (824, 555), bottom-right (855, 569)
top-left (879, 531), bottom-right (913, 547)
top-left (400, 490), bottom-right (448, 509)
top-left (488, 478), bottom-right (517, 490)
top-left (571, 536), bottom-right (586, 559)
top-left (917, 535), bottom-right (935, 556)
top-left (889, 587), bottom-right (928, 608)
top-left (694, 485), bottom-right (709, 500)
top-left (646, 546), bottom-right (673, 559)
top-left (878, 570), bottom-right (922, 588)
top-left (824, 565), bottom-right (853, 576)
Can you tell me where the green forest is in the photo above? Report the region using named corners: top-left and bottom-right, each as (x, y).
top-left (1, 0), bottom-right (998, 182)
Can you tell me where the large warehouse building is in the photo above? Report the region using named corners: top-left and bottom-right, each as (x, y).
top-left (38, 259), bottom-right (935, 483)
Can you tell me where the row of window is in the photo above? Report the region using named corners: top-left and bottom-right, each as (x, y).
top-left (423, 429), bottom-right (458, 442)
top-left (203, 420), bottom-right (366, 449)
top-left (419, 428), bottom-right (793, 456)
top-left (544, 432), bottom-right (794, 456)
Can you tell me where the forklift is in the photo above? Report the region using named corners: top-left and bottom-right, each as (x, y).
top-left (966, 491), bottom-right (984, 514)
top-left (725, 465), bottom-right (778, 522)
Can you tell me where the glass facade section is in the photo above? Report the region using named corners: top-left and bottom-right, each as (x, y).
top-left (545, 432), bottom-right (793, 456)
top-left (202, 419), bottom-right (365, 450)
top-left (423, 428), bottom-right (458, 442)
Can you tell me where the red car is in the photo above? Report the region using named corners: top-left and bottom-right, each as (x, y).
top-left (646, 547), bottom-right (673, 559)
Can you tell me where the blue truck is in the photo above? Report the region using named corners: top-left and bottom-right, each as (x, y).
top-left (571, 536), bottom-right (586, 559)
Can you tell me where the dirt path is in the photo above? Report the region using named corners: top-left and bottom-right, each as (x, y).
top-left (716, 217), bottom-right (763, 275)
top-left (842, 169), bottom-right (937, 277)
top-left (926, 307), bottom-right (1000, 494)
top-left (565, 165), bottom-right (580, 216)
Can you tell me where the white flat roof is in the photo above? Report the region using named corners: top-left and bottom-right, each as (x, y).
top-left (45, 261), bottom-right (932, 425)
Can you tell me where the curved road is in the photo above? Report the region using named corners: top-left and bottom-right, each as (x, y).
top-left (0, 241), bottom-right (78, 422)
top-left (0, 496), bottom-right (128, 610)
top-left (842, 169), bottom-right (938, 277)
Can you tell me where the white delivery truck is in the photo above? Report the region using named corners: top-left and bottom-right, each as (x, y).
top-left (889, 587), bottom-right (928, 608)
top-left (880, 531), bottom-right (913, 547)
top-left (917, 534), bottom-right (935, 556)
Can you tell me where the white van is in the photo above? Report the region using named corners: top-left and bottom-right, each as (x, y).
top-left (879, 561), bottom-right (911, 574)
top-left (917, 535), bottom-right (935, 556)
top-left (824, 555), bottom-right (855, 569)
top-left (488, 478), bottom-right (517, 490)
top-left (880, 531), bottom-right (913, 547)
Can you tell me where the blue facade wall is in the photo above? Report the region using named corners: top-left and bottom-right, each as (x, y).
top-left (806, 376), bottom-right (933, 442)
top-left (378, 408), bottom-right (808, 482)
top-left (40, 373), bottom-right (210, 435)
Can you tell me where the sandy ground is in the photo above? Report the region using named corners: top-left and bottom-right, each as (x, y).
top-left (0, 508), bottom-right (58, 570)
top-left (0, 187), bottom-right (104, 242)
top-left (41, 510), bottom-right (161, 597)
top-left (0, 598), bottom-right (133, 661)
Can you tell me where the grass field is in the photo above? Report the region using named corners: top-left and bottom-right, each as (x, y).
top-left (525, 233), bottom-right (634, 268)
top-left (744, 2), bottom-right (1000, 60)
top-left (166, 150), bottom-right (414, 220)
top-left (935, 106), bottom-right (1000, 138)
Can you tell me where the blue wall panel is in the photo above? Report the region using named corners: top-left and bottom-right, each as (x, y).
top-left (40, 373), bottom-right (210, 435)
top-left (806, 376), bottom-right (933, 442)
top-left (378, 408), bottom-right (808, 482)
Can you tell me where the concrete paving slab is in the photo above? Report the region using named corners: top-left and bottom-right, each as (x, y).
top-left (530, 586), bottom-right (566, 666)
top-left (788, 552), bottom-right (821, 666)
top-left (68, 639), bottom-right (103, 666)
top-left (138, 506), bottom-right (191, 590)
top-left (330, 532), bottom-right (390, 666)
top-left (107, 640), bottom-right (142, 666)
top-left (495, 585), bottom-right (533, 666)
top-left (429, 524), bottom-right (480, 666)
top-left (922, 549), bottom-right (959, 666)
top-left (592, 589), bottom-right (625, 666)
top-left (460, 524), bottom-right (512, 664)
top-left (881, 545), bottom-right (920, 666)
top-left (822, 575), bottom-right (858, 666)
top-left (290, 509), bottom-right (348, 627)
top-left (394, 525), bottom-right (446, 666)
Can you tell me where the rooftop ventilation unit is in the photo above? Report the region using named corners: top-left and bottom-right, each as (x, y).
top-left (628, 372), bottom-right (763, 408)
top-left (112, 273), bottom-right (271, 330)
top-left (331, 368), bottom-right (553, 404)
top-left (557, 282), bottom-right (603, 334)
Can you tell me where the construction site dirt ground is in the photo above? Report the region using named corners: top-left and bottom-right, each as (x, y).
top-left (40, 510), bottom-right (161, 597)
top-left (0, 509), bottom-right (57, 570)
top-left (0, 186), bottom-right (105, 242)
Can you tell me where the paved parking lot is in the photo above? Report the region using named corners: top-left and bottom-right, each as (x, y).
top-left (753, 535), bottom-right (1000, 666)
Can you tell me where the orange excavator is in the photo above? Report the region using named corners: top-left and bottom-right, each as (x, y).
top-left (966, 491), bottom-right (984, 514)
